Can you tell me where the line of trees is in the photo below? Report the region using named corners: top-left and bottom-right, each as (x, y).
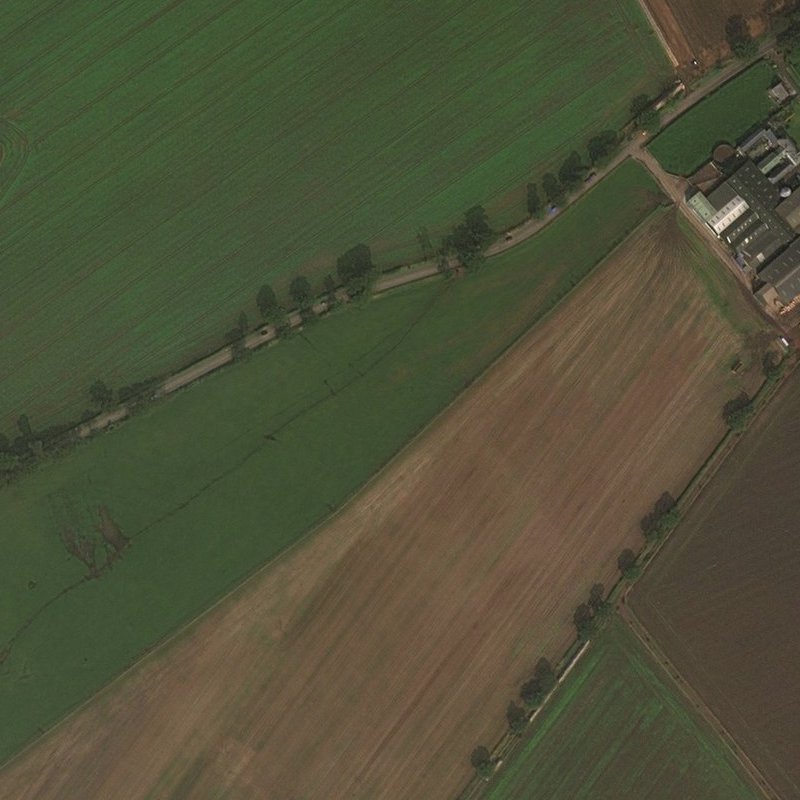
top-left (525, 128), bottom-right (622, 220)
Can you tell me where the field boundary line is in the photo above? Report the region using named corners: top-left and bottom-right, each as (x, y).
top-left (619, 601), bottom-right (781, 800)
top-left (634, 0), bottom-right (679, 66)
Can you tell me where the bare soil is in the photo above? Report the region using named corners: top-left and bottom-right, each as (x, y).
top-left (632, 367), bottom-right (800, 800)
top-left (643, 0), bottom-right (771, 67)
top-left (0, 213), bottom-right (761, 800)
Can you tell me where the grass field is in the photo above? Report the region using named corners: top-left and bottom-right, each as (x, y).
top-left (486, 618), bottom-right (760, 800)
top-left (0, 163), bottom-right (664, 767)
top-left (649, 61), bottom-right (776, 173)
top-left (0, 0), bottom-right (668, 433)
top-left (632, 367), bottom-right (800, 799)
top-left (0, 185), bottom-right (770, 798)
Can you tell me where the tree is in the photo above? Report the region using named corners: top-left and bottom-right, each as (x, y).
top-left (763, 350), bottom-right (784, 382)
top-left (630, 94), bottom-right (651, 118)
top-left (726, 15), bottom-right (757, 58)
top-left (506, 701), bottom-right (528, 735)
top-left (542, 172), bottom-right (565, 207)
top-left (588, 583), bottom-right (605, 611)
top-left (535, 658), bottom-right (556, 694)
top-left (558, 150), bottom-right (586, 191)
top-left (587, 130), bottom-right (619, 166)
top-left (618, 548), bottom-right (641, 580)
top-left (289, 275), bottom-right (313, 312)
top-left (723, 392), bottom-right (754, 431)
top-left (520, 678), bottom-right (543, 708)
top-left (88, 379), bottom-right (113, 408)
top-left (637, 107), bottom-right (660, 134)
top-left (446, 206), bottom-right (493, 270)
top-left (640, 493), bottom-right (680, 541)
top-left (257, 284), bottom-right (278, 318)
top-left (470, 746), bottom-right (494, 780)
top-left (257, 284), bottom-right (286, 327)
top-left (225, 312), bottom-right (248, 346)
top-left (526, 182), bottom-right (542, 217)
top-left (631, 94), bottom-right (660, 133)
top-left (574, 603), bottom-right (597, 640)
top-left (336, 243), bottom-right (375, 296)
top-left (0, 433), bottom-right (9, 452)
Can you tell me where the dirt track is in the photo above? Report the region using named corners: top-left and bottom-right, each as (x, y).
top-left (0, 212), bottom-right (762, 800)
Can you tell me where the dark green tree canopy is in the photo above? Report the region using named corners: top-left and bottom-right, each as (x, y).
top-left (290, 275), bottom-right (313, 311)
top-left (558, 150), bottom-right (586, 190)
top-left (542, 172), bottom-right (565, 206)
top-left (89, 380), bottom-right (113, 408)
top-left (630, 93), bottom-right (651, 118)
top-left (256, 284), bottom-right (279, 318)
top-left (587, 130), bottom-right (619, 166)
top-left (336, 243), bottom-right (375, 295)
top-left (446, 205), bottom-right (493, 270)
top-left (725, 14), bottom-right (757, 58)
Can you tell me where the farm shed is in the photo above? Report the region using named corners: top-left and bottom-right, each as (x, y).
top-left (702, 161), bottom-right (794, 269)
top-left (769, 81), bottom-right (792, 105)
top-left (758, 238), bottom-right (800, 304)
top-left (777, 189), bottom-right (800, 232)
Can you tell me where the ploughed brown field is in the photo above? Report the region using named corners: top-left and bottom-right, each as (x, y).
top-left (632, 367), bottom-right (800, 800)
top-left (643, 0), bottom-right (769, 65)
top-left (0, 212), bottom-right (764, 799)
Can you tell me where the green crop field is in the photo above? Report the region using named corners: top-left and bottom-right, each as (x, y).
top-left (486, 618), bottom-right (760, 800)
top-left (0, 162), bottom-right (664, 764)
top-left (0, 0), bottom-right (668, 432)
top-left (649, 61), bottom-right (776, 174)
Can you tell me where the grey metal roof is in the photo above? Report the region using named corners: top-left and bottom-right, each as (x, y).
top-left (760, 238), bottom-right (800, 302)
top-left (777, 190), bottom-right (800, 231)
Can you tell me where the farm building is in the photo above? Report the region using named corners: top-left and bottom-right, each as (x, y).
top-left (757, 239), bottom-right (800, 306)
top-left (776, 189), bottom-right (800, 231)
top-left (689, 160), bottom-right (793, 271)
top-left (768, 81), bottom-right (793, 105)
